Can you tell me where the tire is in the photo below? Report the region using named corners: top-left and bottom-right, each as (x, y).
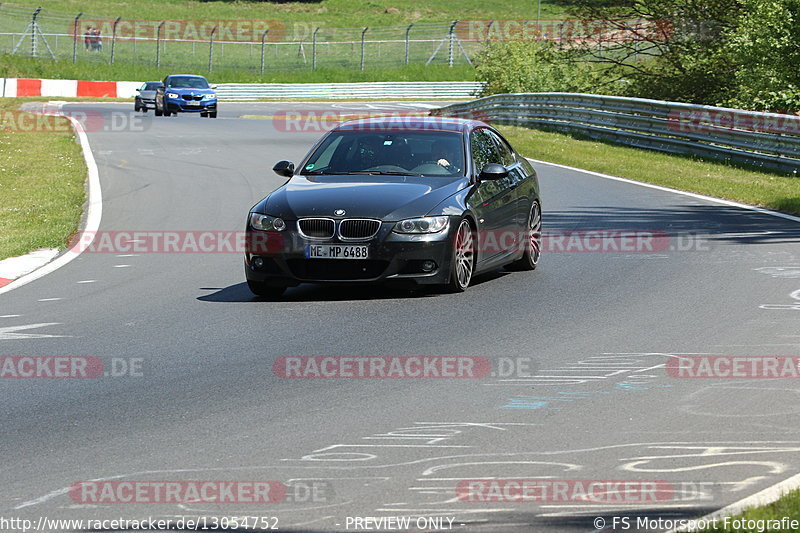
top-left (247, 280), bottom-right (286, 299)
top-left (200, 112), bottom-right (208, 118)
top-left (163, 104), bottom-right (172, 117)
top-left (443, 218), bottom-right (475, 293)
top-left (508, 200), bottom-right (542, 271)
top-left (154, 103), bottom-right (162, 117)
top-left (134, 100), bottom-right (141, 112)
top-left (209, 111), bottom-right (217, 118)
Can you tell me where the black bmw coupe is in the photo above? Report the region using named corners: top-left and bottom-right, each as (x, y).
top-left (245, 117), bottom-right (541, 297)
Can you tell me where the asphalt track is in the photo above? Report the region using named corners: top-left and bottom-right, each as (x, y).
top-left (1, 102), bottom-right (800, 533)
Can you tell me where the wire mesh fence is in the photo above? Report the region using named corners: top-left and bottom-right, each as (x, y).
top-left (0, 4), bottom-right (659, 74)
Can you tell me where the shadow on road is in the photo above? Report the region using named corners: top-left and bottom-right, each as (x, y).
top-left (196, 271), bottom-right (511, 303)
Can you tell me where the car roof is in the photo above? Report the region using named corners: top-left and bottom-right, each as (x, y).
top-left (166, 74), bottom-right (207, 79)
top-left (333, 116), bottom-right (487, 133)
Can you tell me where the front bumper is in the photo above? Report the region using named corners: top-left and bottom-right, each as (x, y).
top-left (165, 98), bottom-right (217, 113)
top-left (244, 220), bottom-right (456, 286)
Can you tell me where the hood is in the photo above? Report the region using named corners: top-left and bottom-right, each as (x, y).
top-left (257, 174), bottom-right (467, 221)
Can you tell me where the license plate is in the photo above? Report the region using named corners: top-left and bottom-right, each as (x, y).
top-left (187, 101), bottom-right (200, 105)
top-left (305, 244), bottom-right (369, 259)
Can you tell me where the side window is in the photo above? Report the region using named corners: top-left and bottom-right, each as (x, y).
top-left (488, 131), bottom-right (517, 167)
top-left (470, 129), bottom-right (501, 174)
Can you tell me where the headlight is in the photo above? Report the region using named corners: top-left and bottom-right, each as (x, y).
top-left (393, 216), bottom-right (449, 234)
top-left (204, 93), bottom-right (216, 100)
top-left (249, 213), bottom-right (286, 231)
top-left (167, 92), bottom-right (179, 99)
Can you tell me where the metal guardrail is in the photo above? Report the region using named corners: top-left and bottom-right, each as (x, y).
top-left (432, 93), bottom-right (800, 173)
top-left (215, 81), bottom-right (484, 100)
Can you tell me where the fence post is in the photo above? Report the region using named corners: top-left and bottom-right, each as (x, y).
top-left (312, 27), bottom-right (319, 70)
top-left (156, 21), bottom-right (164, 66)
top-left (208, 25), bottom-right (217, 72)
top-left (72, 12), bottom-right (82, 63)
top-left (110, 16), bottom-right (121, 64)
top-left (30, 7), bottom-right (41, 57)
top-left (405, 23), bottom-right (413, 65)
top-left (448, 20), bottom-right (458, 67)
top-left (360, 26), bottom-right (368, 71)
top-left (260, 29), bottom-right (269, 74)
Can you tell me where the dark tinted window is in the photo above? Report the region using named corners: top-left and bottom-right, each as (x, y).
top-left (302, 130), bottom-right (465, 177)
top-left (167, 76), bottom-right (209, 89)
top-left (144, 82), bottom-right (160, 90)
top-left (488, 130), bottom-right (516, 167)
top-left (471, 129), bottom-right (502, 173)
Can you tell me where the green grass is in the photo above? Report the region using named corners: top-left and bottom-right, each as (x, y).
top-left (699, 489), bottom-right (800, 532)
top-left (0, 97), bottom-right (86, 260)
top-left (0, 54), bottom-right (477, 83)
top-left (2, 0), bottom-right (567, 28)
top-left (499, 125), bottom-right (800, 215)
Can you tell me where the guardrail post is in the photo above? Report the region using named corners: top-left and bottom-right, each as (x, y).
top-left (260, 29), bottom-right (269, 74)
top-left (405, 23), bottom-right (413, 65)
top-left (360, 27), bottom-right (368, 71)
top-left (312, 27), bottom-right (319, 70)
top-left (110, 16), bottom-right (121, 64)
top-left (72, 12), bottom-right (82, 63)
top-left (208, 25), bottom-right (217, 72)
top-left (156, 21), bottom-right (164, 66)
top-left (448, 20), bottom-right (458, 67)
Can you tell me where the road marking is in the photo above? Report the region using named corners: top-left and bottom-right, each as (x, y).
top-left (0, 112), bottom-right (102, 295)
top-left (527, 158), bottom-right (800, 224)
top-left (76, 280), bottom-right (97, 284)
top-left (668, 470), bottom-right (800, 532)
top-left (0, 314), bottom-right (21, 318)
top-left (37, 298), bottom-right (63, 302)
top-left (0, 323), bottom-right (68, 340)
top-left (113, 264), bottom-right (131, 268)
top-left (116, 254), bottom-right (139, 257)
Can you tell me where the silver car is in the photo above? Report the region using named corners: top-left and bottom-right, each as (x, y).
top-left (134, 81), bottom-right (160, 112)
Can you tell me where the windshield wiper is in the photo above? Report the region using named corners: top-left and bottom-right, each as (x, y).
top-left (302, 170), bottom-right (424, 176)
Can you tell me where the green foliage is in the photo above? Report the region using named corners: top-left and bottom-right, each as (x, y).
top-left (725, 0), bottom-right (800, 111)
top-left (474, 40), bottom-right (617, 96)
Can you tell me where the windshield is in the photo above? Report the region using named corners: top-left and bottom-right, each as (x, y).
top-left (301, 130), bottom-right (466, 177)
top-left (143, 82), bottom-right (160, 90)
top-left (167, 76), bottom-right (210, 89)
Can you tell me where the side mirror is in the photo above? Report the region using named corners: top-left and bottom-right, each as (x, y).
top-left (479, 163), bottom-right (508, 181)
top-left (211, 84), bottom-right (218, 90)
top-left (273, 160), bottom-right (295, 177)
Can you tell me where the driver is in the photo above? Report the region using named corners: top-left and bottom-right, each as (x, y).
top-left (431, 139), bottom-right (461, 172)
